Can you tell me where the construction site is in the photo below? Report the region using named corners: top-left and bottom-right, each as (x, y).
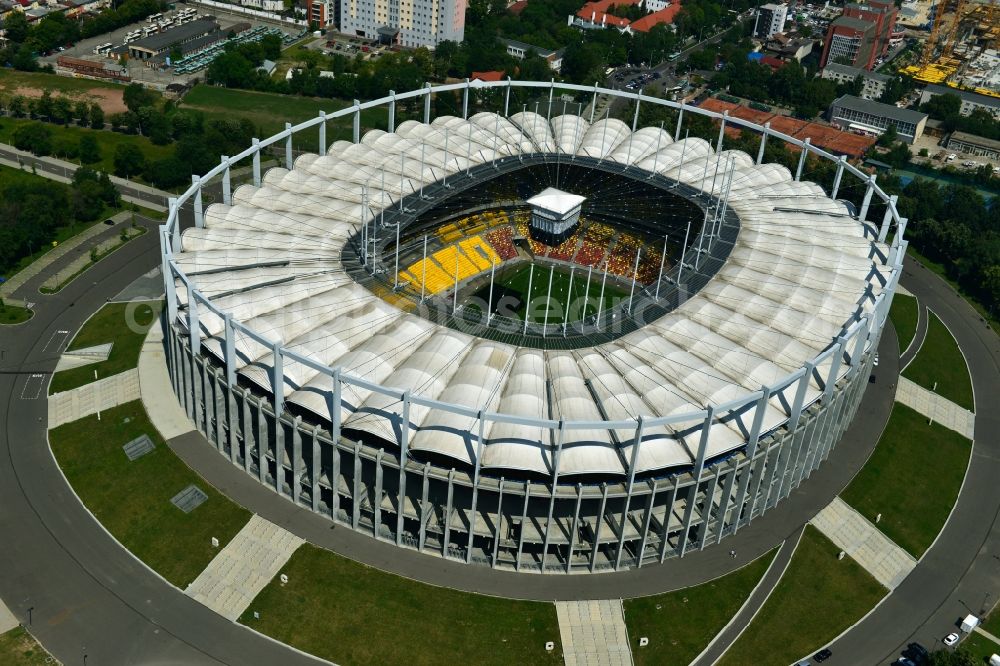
top-left (902, 0), bottom-right (1000, 97)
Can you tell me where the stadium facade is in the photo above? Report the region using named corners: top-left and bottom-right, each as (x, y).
top-left (160, 80), bottom-right (905, 573)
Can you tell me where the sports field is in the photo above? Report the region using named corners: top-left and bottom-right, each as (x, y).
top-left (469, 263), bottom-right (630, 325)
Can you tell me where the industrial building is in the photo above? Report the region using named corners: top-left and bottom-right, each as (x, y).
top-left (127, 18), bottom-right (221, 61)
top-left (946, 131), bottom-right (1000, 161)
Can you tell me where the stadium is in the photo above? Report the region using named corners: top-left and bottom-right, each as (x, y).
top-left (160, 80), bottom-right (904, 573)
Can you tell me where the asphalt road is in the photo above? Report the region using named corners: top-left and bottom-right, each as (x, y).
top-left (0, 146), bottom-right (169, 211)
top-left (0, 205), bottom-right (320, 665)
top-left (827, 257), bottom-right (1000, 665)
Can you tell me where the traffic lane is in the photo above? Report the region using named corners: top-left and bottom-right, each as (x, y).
top-left (1, 237), bottom-right (323, 664)
top-left (0, 147), bottom-right (167, 207)
top-left (827, 259), bottom-right (1000, 664)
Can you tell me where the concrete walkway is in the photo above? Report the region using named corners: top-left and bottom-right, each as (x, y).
top-left (555, 599), bottom-right (632, 666)
top-left (811, 497), bottom-right (914, 590)
top-left (139, 321), bottom-right (195, 440)
top-left (895, 377), bottom-right (976, 438)
top-left (974, 625), bottom-right (1000, 647)
top-left (185, 514), bottom-right (304, 622)
top-left (0, 596), bottom-right (17, 634)
top-left (48, 368), bottom-right (139, 428)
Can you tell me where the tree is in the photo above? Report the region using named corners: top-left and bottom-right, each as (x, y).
top-left (2, 11), bottom-right (29, 43)
top-left (79, 134), bottom-right (101, 164)
top-left (12, 122), bottom-right (53, 156)
top-left (122, 83), bottom-right (158, 113)
top-left (74, 100), bottom-right (90, 125)
top-left (35, 91), bottom-right (54, 121)
top-left (261, 33), bottom-right (282, 60)
top-left (928, 648), bottom-right (981, 666)
top-left (113, 143), bottom-right (146, 177)
top-left (89, 104), bottom-right (105, 130)
top-left (51, 96), bottom-right (74, 124)
top-left (921, 92), bottom-right (962, 120)
top-left (8, 95), bottom-right (26, 118)
top-left (877, 123), bottom-right (898, 147)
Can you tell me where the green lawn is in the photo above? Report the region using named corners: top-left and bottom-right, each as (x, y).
top-left (50, 300), bottom-right (160, 394)
top-left (961, 634), bottom-right (1000, 664)
top-left (718, 526), bottom-right (886, 666)
top-left (841, 403), bottom-right (971, 558)
top-left (49, 400), bottom-right (250, 588)
top-left (470, 262), bottom-right (629, 325)
top-left (890, 293), bottom-right (919, 354)
top-left (624, 548), bottom-right (776, 665)
top-left (0, 302), bottom-right (32, 325)
top-left (902, 311), bottom-right (975, 411)
top-left (181, 84), bottom-right (388, 145)
top-left (0, 627), bottom-right (56, 666)
top-left (240, 543), bottom-right (562, 666)
top-left (0, 116), bottom-right (173, 178)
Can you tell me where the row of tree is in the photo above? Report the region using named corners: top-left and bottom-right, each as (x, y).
top-left (0, 166), bottom-right (121, 275)
top-left (1, 91), bottom-right (105, 129)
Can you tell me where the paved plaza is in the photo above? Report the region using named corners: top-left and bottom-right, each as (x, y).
top-left (184, 515), bottom-right (304, 622)
top-left (47, 369), bottom-right (139, 428)
top-left (811, 497), bottom-right (915, 589)
top-left (895, 377), bottom-right (976, 438)
top-left (555, 599), bottom-right (633, 666)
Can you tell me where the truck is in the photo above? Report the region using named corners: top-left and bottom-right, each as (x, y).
top-left (961, 614), bottom-right (980, 633)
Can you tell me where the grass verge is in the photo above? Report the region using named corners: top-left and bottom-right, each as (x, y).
top-left (624, 548), bottom-right (776, 665)
top-left (0, 303), bottom-right (32, 325)
top-left (841, 403), bottom-right (971, 558)
top-left (49, 400), bottom-right (250, 588)
top-left (50, 300), bottom-right (159, 394)
top-left (181, 84), bottom-right (388, 145)
top-left (0, 627), bottom-right (56, 666)
top-left (902, 310), bottom-right (975, 411)
top-left (717, 526), bottom-right (886, 666)
top-left (890, 293), bottom-right (919, 355)
top-left (240, 543), bottom-right (562, 666)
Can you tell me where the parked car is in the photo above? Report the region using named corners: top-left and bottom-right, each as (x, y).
top-left (904, 642), bottom-right (929, 664)
top-left (944, 632), bottom-right (960, 646)
top-left (814, 648), bottom-right (832, 662)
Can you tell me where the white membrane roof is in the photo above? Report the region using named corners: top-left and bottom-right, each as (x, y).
top-left (173, 113), bottom-right (887, 479)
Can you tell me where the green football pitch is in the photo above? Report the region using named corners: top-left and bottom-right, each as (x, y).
top-left (466, 263), bottom-right (630, 326)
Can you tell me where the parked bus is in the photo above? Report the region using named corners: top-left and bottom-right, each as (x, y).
top-left (93, 42), bottom-right (113, 55)
top-left (147, 12), bottom-right (163, 22)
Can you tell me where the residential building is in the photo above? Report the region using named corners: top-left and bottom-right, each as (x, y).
top-left (754, 3), bottom-right (787, 40)
top-left (338, 0), bottom-right (466, 48)
top-left (307, 0), bottom-right (337, 27)
top-left (240, 0), bottom-right (283, 11)
top-left (501, 38), bottom-right (564, 72)
top-left (821, 62), bottom-right (890, 99)
top-left (946, 131), bottom-right (1000, 160)
top-left (763, 33), bottom-right (815, 62)
top-left (919, 84), bottom-right (1000, 119)
top-left (829, 94), bottom-right (928, 143)
top-left (820, 0), bottom-right (897, 70)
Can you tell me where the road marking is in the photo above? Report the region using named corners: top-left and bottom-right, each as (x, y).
top-left (20, 374), bottom-right (44, 400)
top-left (43, 331), bottom-right (69, 354)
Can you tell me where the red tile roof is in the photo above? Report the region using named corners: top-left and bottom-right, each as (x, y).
top-left (508, 0), bottom-right (528, 15)
top-left (576, 0), bottom-right (639, 26)
top-left (696, 97), bottom-right (876, 158)
top-left (630, 2), bottom-right (682, 31)
top-left (471, 70), bottom-right (505, 82)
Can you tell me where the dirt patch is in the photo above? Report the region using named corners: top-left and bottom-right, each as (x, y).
top-left (8, 85), bottom-right (127, 115)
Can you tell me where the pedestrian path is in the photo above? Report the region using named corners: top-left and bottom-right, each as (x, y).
top-left (895, 377), bottom-right (976, 438)
top-left (896, 284), bottom-right (914, 297)
top-left (811, 497), bottom-right (915, 589)
top-left (974, 625), bottom-right (1000, 646)
top-left (555, 599), bottom-right (632, 666)
top-left (0, 595), bottom-right (17, 633)
top-left (48, 368), bottom-right (139, 428)
top-left (138, 321), bottom-right (195, 440)
top-left (184, 514), bottom-right (304, 622)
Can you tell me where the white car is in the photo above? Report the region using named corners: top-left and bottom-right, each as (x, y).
top-left (944, 632), bottom-right (960, 647)
top-left (946, 154), bottom-right (956, 161)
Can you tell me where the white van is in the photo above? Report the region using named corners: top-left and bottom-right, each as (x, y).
top-left (961, 614), bottom-right (980, 633)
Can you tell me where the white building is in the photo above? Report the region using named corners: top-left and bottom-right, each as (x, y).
top-left (240, 0), bottom-right (283, 11)
top-left (501, 38), bottom-right (564, 72)
top-left (754, 3), bottom-right (787, 40)
top-left (821, 62), bottom-right (890, 100)
top-left (339, 0), bottom-right (466, 48)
